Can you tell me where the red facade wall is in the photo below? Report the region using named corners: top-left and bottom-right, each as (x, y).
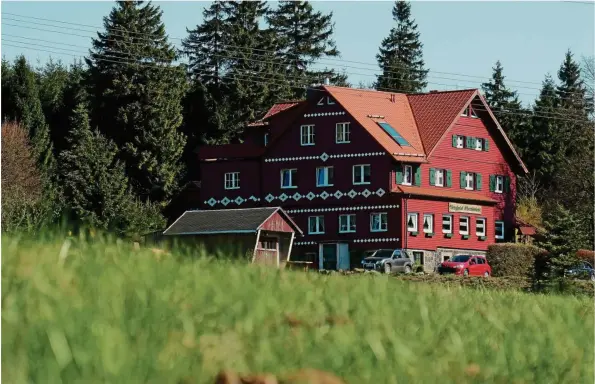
top-left (403, 198), bottom-right (495, 251)
top-left (199, 159), bottom-right (261, 208)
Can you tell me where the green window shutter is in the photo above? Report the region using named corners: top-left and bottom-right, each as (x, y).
top-left (504, 176), bottom-right (511, 192)
top-left (489, 175), bottom-right (496, 192)
top-left (475, 173), bottom-right (482, 191)
top-left (429, 168), bottom-right (435, 186)
top-left (452, 135), bottom-right (457, 147)
top-left (484, 139), bottom-right (489, 151)
top-left (465, 137), bottom-right (472, 148)
top-left (446, 170), bottom-right (452, 187)
top-left (395, 167), bottom-right (403, 184)
top-left (460, 171), bottom-right (466, 189)
top-left (471, 137), bottom-right (477, 149)
top-left (414, 165), bottom-right (422, 186)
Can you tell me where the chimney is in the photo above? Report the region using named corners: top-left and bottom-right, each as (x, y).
top-left (429, 90), bottom-right (438, 93)
top-left (324, 77), bottom-right (330, 85)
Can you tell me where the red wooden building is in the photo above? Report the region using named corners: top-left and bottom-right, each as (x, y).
top-left (190, 85), bottom-right (527, 271)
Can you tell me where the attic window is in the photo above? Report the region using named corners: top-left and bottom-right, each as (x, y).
top-left (461, 107), bottom-right (469, 117)
top-left (377, 122), bottom-right (411, 147)
top-left (461, 106), bottom-right (479, 118)
top-left (470, 107), bottom-right (478, 118)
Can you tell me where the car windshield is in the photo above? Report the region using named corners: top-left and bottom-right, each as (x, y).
top-left (450, 255), bottom-right (471, 262)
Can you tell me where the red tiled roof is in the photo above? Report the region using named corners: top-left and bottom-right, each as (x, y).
top-left (392, 185), bottom-right (497, 204)
top-left (198, 144), bottom-right (263, 160)
top-left (262, 101), bottom-right (301, 120)
top-left (323, 86), bottom-right (426, 163)
top-left (407, 89), bottom-right (477, 154)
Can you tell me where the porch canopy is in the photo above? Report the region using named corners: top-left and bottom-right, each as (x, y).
top-left (163, 207), bottom-right (303, 266)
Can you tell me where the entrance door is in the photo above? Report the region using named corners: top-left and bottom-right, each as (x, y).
top-left (337, 243), bottom-right (350, 270)
top-left (320, 244), bottom-right (338, 270)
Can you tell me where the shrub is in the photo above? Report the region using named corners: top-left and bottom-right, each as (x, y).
top-left (486, 243), bottom-right (544, 277)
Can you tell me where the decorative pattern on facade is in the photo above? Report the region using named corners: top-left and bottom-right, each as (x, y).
top-left (303, 111), bottom-right (346, 118)
top-left (294, 237), bottom-right (400, 246)
top-left (294, 241), bottom-right (317, 246)
top-left (204, 195), bottom-right (261, 207)
top-left (264, 151), bottom-right (385, 163)
top-left (287, 204), bottom-right (399, 214)
top-left (264, 187), bottom-right (386, 203)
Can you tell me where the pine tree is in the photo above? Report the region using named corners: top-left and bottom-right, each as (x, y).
top-left (375, 0), bottom-right (428, 93)
top-left (87, 1), bottom-right (188, 203)
top-left (60, 102), bottom-right (164, 236)
top-left (3, 55), bottom-right (55, 174)
top-left (481, 60), bottom-right (527, 149)
top-left (267, 1), bottom-right (342, 95)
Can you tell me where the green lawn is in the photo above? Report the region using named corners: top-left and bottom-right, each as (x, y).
top-left (2, 233), bottom-right (593, 383)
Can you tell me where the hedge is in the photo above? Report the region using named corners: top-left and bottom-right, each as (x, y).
top-left (486, 243), bottom-right (545, 277)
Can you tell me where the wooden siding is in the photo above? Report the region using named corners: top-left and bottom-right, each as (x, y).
top-left (259, 211), bottom-right (294, 233)
top-left (199, 159), bottom-right (261, 208)
top-left (403, 198), bottom-right (495, 251)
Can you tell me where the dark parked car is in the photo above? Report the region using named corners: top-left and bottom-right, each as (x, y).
top-left (565, 261), bottom-right (595, 281)
top-left (361, 249), bottom-right (413, 274)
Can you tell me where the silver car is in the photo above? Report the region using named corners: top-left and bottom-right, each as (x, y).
top-left (361, 249), bottom-right (413, 274)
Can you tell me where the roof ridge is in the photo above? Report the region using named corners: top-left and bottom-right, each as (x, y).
top-left (408, 89), bottom-right (478, 97)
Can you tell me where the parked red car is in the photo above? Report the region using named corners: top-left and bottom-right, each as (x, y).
top-left (438, 255), bottom-right (491, 277)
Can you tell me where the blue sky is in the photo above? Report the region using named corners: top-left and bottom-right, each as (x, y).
top-left (2, 1), bottom-right (593, 106)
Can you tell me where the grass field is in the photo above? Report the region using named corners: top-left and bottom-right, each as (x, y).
top-left (2, 232), bottom-right (594, 383)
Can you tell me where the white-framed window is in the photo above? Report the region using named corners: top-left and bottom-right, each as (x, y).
top-left (264, 133), bottom-right (269, 146)
top-left (476, 218), bottom-right (486, 237)
top-left (470, 107), bottom-right (478, 118)
top-left (308, 216), bottom-right (325, 234)
top-left (224, 172), bottom-right (239, 190)
top-left (461, 107), bottom-right (469, 116)
top-left (336, 122), bottom-right (350, 143)
top-left (316, 166), bottom-right (334, 187)
top-left (407, 213), bottom-right (418, 232)
top-left (435, 169), bottom-right (444, 187)
top-left (456, 135), bottom-right (464, 148)
top-left (465, 172), bottom-right (475, 190)
top-left (300, 125), bottom-right (315, 146)
top-left (495, 221), bottom-right (505, 240)
top-left (280, 169), bottom-right (297, 189)
top-left (442, 214), bottom-right (453, 234)
top-left (402, 165), bottom-right (413, 185)
top-left (423, 214), bottom-right (434, 234)
top-left (339, 214), bottom-right (356, 233)
top-left (353, 164), bottom-right (371, 185)
top-left (327, 96), bottom-right (335, 105)
top-left (459, 216), bottom-right (469, 235)
top-left (475, 138), bottom-right (483, 151)
top-left (370, 212), bottom-right (388, 232)
top-left (495, 175), bottom-right (504, 193)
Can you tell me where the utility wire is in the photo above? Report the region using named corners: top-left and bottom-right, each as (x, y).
top-left (4, 41), bottom-right (589, 125)
top-left (1, 12), bottom-right (575, 90)
top-left (3, 26), bottom-right (589, 101)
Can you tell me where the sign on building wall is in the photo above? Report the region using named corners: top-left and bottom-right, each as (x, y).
top-left (448, 202), bottom-right (482, 215)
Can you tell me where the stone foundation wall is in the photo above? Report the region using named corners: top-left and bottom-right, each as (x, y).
top-left (405, 248), bottom-right (488, 273)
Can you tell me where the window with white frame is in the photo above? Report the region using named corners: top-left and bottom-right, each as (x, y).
top-left (224, 172), bottom-right (239, 189)
top-left (459, 216), bottom-right (469, 235)
top-left (336, 122), bottom-right (350, 143)
top-left (407, 213), bottom-right (418, 232)
top-left (495, 175), bottom-right (504, 193)
top-left (465, 172), bottom-right (475, 190)
top-left (316, 166), bottom-right (334, 187)
top-left (339, 214), bottom-right (356, 233)
top-left (308, 216), bottom-right (325, 234)
top-left (475, 138), bottom-right (483, 151)
top-left (300, 125), bottom-right (315, 146)
top-left (470, 107), bottom-right (478, 118)
top-left (264, 133), bottom-right (269, 146)
top-left (435, 169), bottom-right (444, 187)
top-left (402, 165), bottom-right (413, 185)
top-left (461, 107), bottom-right (469, 116)
top-left (370, 212), bottom-right (388, 232)
top-left (423, 214), bottom-right (434, 234)
top-left (353, 164), bottom-right (371, 185)
top-left (280, 169), bottom-right (297, 189)
top-left (456, 135), bottom-right (464, 148)
top-left (495, 221), bottom-right (504, 239)
top-left (442, 215), bottom-right (453, 233)
top-left (476, 218), bottom-right (486, 237)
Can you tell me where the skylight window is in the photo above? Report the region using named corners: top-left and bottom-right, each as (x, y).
top-left (377, 122), bottom-right (411, 147)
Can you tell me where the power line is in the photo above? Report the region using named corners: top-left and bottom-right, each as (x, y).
top-left (5, 41), bottom-right (589, 124)
top-left (1, 11), bottom-right (567, 89)
top-left (3, 25), bottom-right (589, 101)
